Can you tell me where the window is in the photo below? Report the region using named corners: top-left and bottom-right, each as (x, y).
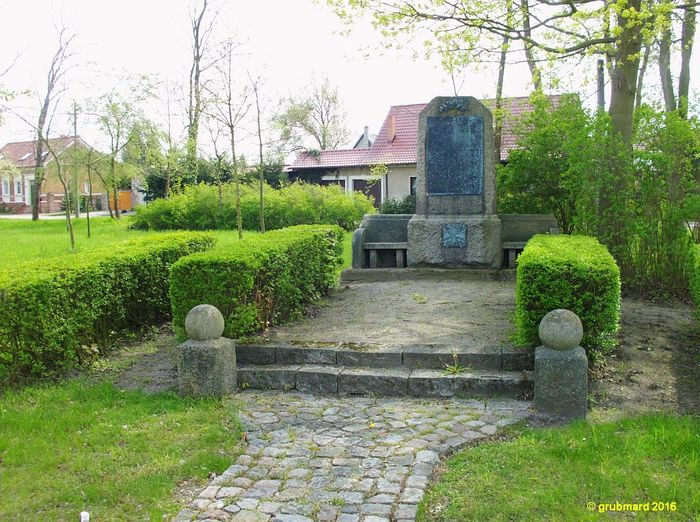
top-left (409, 176), bottom-right (417, 196)
top-left (84, 180), bottom-right (90, 193)
top-left (1, 178), bottom-right (9, 195)
top-left (15, 179), bottom-right (23, 195)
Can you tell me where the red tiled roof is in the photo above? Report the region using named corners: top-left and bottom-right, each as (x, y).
top-left (291, 148), bottom-right (369, 169)
top-left (0, 136), bottom-right (82, 169)
top-left (290, 95), bottom-right (565, 170)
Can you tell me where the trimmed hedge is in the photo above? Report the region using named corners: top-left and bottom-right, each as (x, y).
top-left (170, 225), bottom-right (343, 340)
top-left (515, 234), bottom-right (621, 356)
top-left (691, 244), bottom-right (700, 317)
top-left (0, 233), bottom-right (214, 381)
top-left (132, 182), bottom-right (375, 232)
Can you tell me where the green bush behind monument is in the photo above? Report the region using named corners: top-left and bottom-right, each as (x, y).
top-left (515, 235), bottom-right (621, 358)
top-left (132, 182), bottom-right (375, 232)
top-left (0, 233), bottom-right (215, 382)
top-left (170, 225), bottom-right (344, 340)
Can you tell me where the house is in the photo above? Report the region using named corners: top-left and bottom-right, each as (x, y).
top-left (287, 95), bottom-right (566, 207)
top-left (0, 136), bottom-right (108, 213)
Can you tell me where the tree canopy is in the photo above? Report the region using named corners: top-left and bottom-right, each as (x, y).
top-left (275, 75), bottom-right (350, 151)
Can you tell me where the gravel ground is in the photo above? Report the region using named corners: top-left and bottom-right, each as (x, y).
top-left (262, 279), bottom-right (517, 348)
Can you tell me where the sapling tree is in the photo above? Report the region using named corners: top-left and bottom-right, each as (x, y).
top-left (30, 25), bottom-right (76, 220)
top-left (206, 38), bottom-right (250, 239)
top-left (186, 0), bottom-right (220, 184)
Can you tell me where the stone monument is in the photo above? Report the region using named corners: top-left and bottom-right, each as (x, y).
top-left (534, 309), bottom-right (588, 419)
top-left (177, 304), bottom-right (237, 397)
top-left (408, 96), bottom-right (501, 268)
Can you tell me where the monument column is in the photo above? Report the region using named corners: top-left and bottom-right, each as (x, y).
top-left (407, 97), bottom-right (501, 268)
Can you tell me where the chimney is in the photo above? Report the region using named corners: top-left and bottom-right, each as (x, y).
top-left (363, 125), bottom-right (369, 146)
top-left (387, 115), bottom-right (396, 143)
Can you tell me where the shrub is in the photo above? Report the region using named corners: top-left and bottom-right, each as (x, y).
top-left (690, 244), bottom-right (700, 317)
top-left (515, 234), bottom-right (621, 357)
top-left (170, 225), bottom-right (343, 340)
top-left (380, 194), bottom-right (416, 214)
top-left (132, 182), bottom-right (374, 232)
top-left (0, 233), bottom-right (214, 382)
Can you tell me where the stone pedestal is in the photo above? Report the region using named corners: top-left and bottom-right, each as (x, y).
top-left (177, 304), bottom-right (237, 397)
top-left (178, 337), bottom-right (237, 397)
top-left (534, 345), bottom-right (587, 419)
top-left (534, 309), bottom-right (588, 419)
top-left (407, 214), bottom-right (501, 268)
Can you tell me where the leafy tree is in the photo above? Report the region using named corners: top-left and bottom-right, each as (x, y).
top-left (122, 119), bottom-right (185, 202)
top-left (498, 95), bottom-right (594, 234)
top-left (275, 75), bottom-right (350, 151)
top-left (90, 78), bottom-right (153, 218)
top-left (501, 97), bottom-right (699, 297)
top-left (326, 0), bottom-right (696, 259)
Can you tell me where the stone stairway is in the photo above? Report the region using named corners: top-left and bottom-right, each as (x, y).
top-left (237, 343), bottom-right (533, 399)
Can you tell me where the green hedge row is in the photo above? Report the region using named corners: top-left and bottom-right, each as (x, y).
top-left (690, 244), bottom-right (700, 317)
top-left (0, 233), bottom-right (214, 382)
top-left (132, 182), bottom-right (375, 232)
top-left (170, 225), bottom-right (343, 340)
top-left (515, 234), bottom-right (621, 357)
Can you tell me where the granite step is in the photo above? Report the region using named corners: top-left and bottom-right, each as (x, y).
top-left (237, 364), bottom-right (533, 398)
top-left (236, 342), bottom-right (533, 371)
top-left (340, 267), bottom-right (517, 283)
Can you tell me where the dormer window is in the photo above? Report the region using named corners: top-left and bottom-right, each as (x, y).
top-left (20, 152), bottom-right (32, 161)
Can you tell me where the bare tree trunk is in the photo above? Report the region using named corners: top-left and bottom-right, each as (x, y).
top-left (494, 26), bottom-right (510, 165)
top-left (230, 131), bottom-right (243, 240)
top-left (63, 186), bottom-right (75, 250)
top-left (106, 189), bottom-right (114, 218)
top-left (600, 0), bottom-right (642, 259)
top-left (635, 43), bottom-right (651, 111)
top-left (678, 5), bottom-right (696, 118)
top-left (659, 13), bottom-right (677, 112)
top-left (520, 0), bottom-right (542, 92)
top-left (113, 183), bottom-right (121, 219)
top-left (187, 0), bottom-right (212, 184)
top-left (86, 166), bottom-right (93, 238)
top-left (251, 76), bottom-right (265, 233)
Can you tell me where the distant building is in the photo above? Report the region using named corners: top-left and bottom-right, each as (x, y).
top-left (0, 136), bottom-right (107, 213)
top-left (287, 95), bottom-right (566, 207)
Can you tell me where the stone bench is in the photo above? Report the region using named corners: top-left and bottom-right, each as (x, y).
top-left (501, 241), bottom-right (526, 269)
top-left (364, 241), bottom-right (409, 268)
top-left (352, 214), bottom-right (412, 269)
top-left (500, 214), bottom-right (559, 268)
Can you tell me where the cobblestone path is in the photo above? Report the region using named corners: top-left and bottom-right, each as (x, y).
top-left (175, 391), bottom-right (530, 522)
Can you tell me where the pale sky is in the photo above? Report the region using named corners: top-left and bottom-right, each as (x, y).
top-left (0, 0), bottom-right (696, 160)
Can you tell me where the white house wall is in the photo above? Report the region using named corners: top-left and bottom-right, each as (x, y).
top-left (385, 165), bottom-right (417, 202)
top-left (319, 164), bottom-right (417, 204)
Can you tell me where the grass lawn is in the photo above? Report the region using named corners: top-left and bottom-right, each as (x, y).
top-left (419, 414), bottom-right (700, 521)
top-left (0, 379), bottom-right (241, 521)
top-left (0, 217), bottom-right (350, 268)
top-left (0, 217), bottom-right (149, 267)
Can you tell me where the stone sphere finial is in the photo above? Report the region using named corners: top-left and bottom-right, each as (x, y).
top-left (538, 309), bottom-right (583, 351)
top-left (185, 304), bottom-right (225, 341)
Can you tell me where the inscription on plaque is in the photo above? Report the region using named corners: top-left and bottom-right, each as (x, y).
top-left (426, 115), bottom-right (483, 195)
top-left (442, 223), bottom-right (467, 248)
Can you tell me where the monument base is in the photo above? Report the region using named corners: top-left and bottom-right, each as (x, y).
top-left (407, 214), bottom-right (502, 268)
